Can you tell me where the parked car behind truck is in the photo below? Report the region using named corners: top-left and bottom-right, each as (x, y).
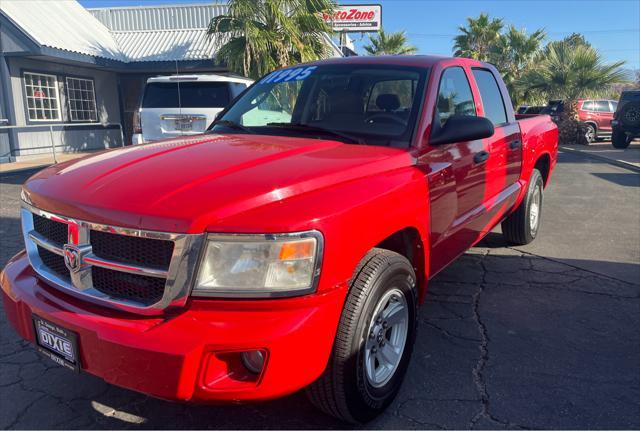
top-left (132, 74), bottom-right (253, 144)
top-left (2, 55), bottom-right (557, 423)
top-left (577, 98), bottom-right (618, 144)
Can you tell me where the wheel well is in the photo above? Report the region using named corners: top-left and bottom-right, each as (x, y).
top-left (585, 121), bottom-right (597, 131)
top-left (534, 154), bottom-right (551, 186)
top-left (374, 227), bottom-right (426, 300)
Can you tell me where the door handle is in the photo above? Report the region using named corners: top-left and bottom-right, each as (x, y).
top-left (473, 151), bottom-right (490, 164)
top-left (509, 140), bottom-right (522, 150)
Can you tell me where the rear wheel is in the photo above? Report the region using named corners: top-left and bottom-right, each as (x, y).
top-left (612, 129), bottom-right (631, 149)
top-left (502, 169), bottom-right (544, 245)
top-left (306, 249), bottom-right (417, 423)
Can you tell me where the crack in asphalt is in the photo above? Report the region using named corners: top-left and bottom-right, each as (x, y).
top-left (422, 321), bottom-right (482, 343)
top-left (468, 258), bottom-right (530, 431)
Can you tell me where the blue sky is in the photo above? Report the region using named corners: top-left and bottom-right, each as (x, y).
top-left (79, 0), bottom-right (640, 69)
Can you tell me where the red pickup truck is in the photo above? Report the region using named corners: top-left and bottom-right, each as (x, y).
top-left (1, 56), bottom-right (557, 423)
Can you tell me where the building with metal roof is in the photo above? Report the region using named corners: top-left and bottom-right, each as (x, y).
top-left (0, 0), bottom-right (342, 163)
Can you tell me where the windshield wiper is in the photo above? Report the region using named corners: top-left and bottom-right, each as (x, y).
top-left (210, 119), bottom-right (255, 134)
top-left (266, 122), bottom-right (363, 144)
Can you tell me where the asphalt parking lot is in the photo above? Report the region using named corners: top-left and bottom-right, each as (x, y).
top-left (1, 150), bottom-right (639, 429)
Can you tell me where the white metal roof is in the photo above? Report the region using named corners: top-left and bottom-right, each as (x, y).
top-left (1, 0), bottom-right (342, 63)
top-left (88, 3), bottom-right (228, 32)
top-left (111, 29), bottom-right (223, 62)
top-left (0, 0), bottom-right (123, 60)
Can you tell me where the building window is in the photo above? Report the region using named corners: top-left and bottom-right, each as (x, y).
top-left (66, 77), bottom-right (97, 121)
top-left (24, 72), bottom-right (61, 121)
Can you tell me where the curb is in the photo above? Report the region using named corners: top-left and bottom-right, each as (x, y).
top-left (559, 146), bottom-right (640, 173)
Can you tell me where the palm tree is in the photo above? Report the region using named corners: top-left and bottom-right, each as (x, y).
top-left (208, 0), bottom-right (335, 79)
top-left (489, 26), bottom-right (546, 105)
top-left (363, 28), bottom-right (418, 56)
top-left (453, 13), bottom-right (503, 61)
top-left (519, 42), bottom-right (627, 144)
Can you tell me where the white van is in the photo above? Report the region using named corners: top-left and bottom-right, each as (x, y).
top-left (132, 74), bottom-right (253, 144)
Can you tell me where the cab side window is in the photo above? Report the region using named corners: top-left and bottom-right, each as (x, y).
top-left (435, 67), bottom-right (476, 127)
top-left (472, 68), bottom-right (507, 125)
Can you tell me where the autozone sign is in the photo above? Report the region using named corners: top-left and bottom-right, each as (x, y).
top-left (322, 4), bottom-right (381, 32)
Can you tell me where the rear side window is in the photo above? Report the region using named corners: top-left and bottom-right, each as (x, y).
top-left (582, 101), bottom-right (595, 111)
top-left (435, 67), bottom-right (476, 126)
top-left (142, 82), bottom-right (231, 108)
top-left (594, 100), bottom-right (611, 112)
top-left (472, 68), bottom-right (507, 125)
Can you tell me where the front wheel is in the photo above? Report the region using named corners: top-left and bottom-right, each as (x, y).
top-left (502, 169), bottom-right (544, 245)
top-left (306, 249), bottom-right (417, 423)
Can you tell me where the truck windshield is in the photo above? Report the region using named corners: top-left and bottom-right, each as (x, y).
top-left (142, 82), bottom-right (231, 108)
top-left (210, 64), bottom-right (428, 147)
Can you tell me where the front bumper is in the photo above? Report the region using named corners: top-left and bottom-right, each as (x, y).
top-left (1, 252), bottom-right (346, 402)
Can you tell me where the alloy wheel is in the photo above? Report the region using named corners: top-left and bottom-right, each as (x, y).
top-left (364, 288), bottom-right (409, 388)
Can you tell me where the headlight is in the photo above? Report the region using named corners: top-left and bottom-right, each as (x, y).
top-left (20, 188), bottom-right (32, 205)
top-left (193, 231), bottom-right (323, 298)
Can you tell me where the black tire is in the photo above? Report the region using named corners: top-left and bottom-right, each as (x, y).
top-left (584, 123), bottom-right (596, 144)
top-left (306, 248), bottom-right (418, 423)
top-left (502, 169), bottom-right (544, 245)
top-left (612, 128), bottom-right (631, 149)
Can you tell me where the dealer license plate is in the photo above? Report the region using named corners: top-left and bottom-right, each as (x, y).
top-left (33, 316), bottom-right (80, 372)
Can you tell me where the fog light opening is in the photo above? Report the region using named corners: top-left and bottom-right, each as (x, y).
top-left (241, 350), bottom-right (265, 374)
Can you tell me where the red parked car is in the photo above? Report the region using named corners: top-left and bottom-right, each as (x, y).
top-left (1, 56), bottom-right (558, 423)
top-left (577, 98), bottom-right (618, 143)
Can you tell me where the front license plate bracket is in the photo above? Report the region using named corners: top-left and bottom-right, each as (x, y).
top-left (32, 315), bottom-right (80, 372)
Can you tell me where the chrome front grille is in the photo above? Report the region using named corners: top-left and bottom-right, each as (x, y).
top-left (21, 204), bottom-right (204, 314)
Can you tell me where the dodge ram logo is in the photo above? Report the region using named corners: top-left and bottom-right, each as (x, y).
top-left (63, 244), bottom-right (84, 273)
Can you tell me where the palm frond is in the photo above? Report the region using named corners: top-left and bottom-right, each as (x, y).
top-left (207, 0), bottom-right (335, 79)
top-left (364, 28), bottom-right (417, 56)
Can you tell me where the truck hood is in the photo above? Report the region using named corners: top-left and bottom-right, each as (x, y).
top-left (24, 133), bottom-right (413, 233)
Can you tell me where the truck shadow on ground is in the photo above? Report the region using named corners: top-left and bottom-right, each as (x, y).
top-left (1, 226), bottom-right (638, 429)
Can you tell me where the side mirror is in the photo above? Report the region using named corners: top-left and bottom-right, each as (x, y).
top-left (429, 115), bottom-right (494, 146)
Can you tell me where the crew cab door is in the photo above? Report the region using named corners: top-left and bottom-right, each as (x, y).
top-left (421, 66), bottom-right (489, 274)
top-left (469, 67), bottom-right (522, 237)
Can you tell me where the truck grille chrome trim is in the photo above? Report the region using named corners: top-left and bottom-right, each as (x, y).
top-left (28, 232), bottom-right (65, 256)
top-left (21, 203), bottom-right (205, 315)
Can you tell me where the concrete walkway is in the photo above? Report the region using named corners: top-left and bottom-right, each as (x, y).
top-left (560, 139), bottom-right (640, 172)
top-left (0, 152), bottom-right (100, 174)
